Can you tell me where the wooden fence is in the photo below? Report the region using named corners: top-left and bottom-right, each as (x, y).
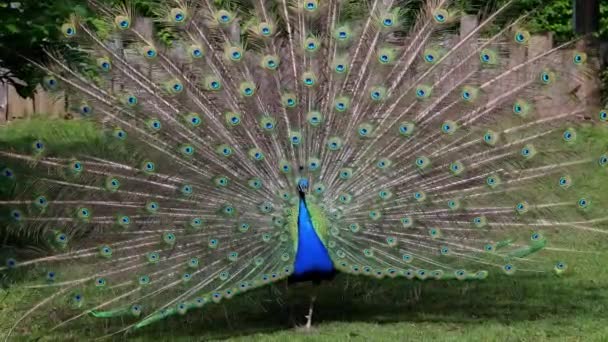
top-left (0, 81), bottom-right (66, 122)
top-left (0, 15), bottom-right (600, 122)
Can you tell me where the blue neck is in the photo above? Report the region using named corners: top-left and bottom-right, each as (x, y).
top-left (291, 195), bottom-right (335, 281)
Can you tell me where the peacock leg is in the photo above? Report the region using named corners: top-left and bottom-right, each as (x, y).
top-left (304, 295), bottom-right (316, 330)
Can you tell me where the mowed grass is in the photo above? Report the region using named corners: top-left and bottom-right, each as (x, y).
top-left (1, 118), bottom-right (608, 341)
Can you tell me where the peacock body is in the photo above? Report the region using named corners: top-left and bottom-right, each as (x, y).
top-left (0, 0), bottom-right (607, 338)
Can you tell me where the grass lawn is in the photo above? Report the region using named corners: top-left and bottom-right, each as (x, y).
top-left (2, 267), bottom-right (607, 341)
top-left (1, 119), bottom-right (607, 341)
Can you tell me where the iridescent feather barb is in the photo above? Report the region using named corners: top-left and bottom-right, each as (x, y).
top-left (1, 0), bottom-right (607, 338)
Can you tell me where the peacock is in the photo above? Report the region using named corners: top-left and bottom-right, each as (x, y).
top-left (1, 0), bottom-right (607, 339)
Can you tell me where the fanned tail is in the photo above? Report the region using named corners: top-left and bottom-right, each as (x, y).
top-left (1, 0), bottom-right (607, 339)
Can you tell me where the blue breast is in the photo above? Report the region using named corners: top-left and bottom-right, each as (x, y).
top-left (292, 197), bottom-right (335, 277)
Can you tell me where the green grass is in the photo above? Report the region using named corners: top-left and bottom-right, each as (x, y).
top-left (0, 117), bottom-right (104, 151)
top-left (2, 267), bottom-right (607, 341)
top-left (1, 119), bottom-right (608, 341)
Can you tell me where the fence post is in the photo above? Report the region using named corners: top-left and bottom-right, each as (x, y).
top-left (35, 85), bottom-right (65, 118)
top-left (0, 81), bottom-right (7, 123)
top-left (7, 83), bottom-right (34, 120)
top-left (460, 15), bottom-right (478, 41)
top-left (574, 40), bottom-right (601, 114)
top-left (527, 33), bottom-right (554, 118)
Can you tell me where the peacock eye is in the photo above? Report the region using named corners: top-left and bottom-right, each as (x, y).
top-left (305, 1), bottom-right (317, 10)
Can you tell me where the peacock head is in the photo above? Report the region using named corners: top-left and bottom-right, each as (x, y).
top-left (297, 175), bottom-right (309, 194)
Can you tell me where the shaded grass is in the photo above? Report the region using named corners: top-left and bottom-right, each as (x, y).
top-left (0, 118), bottom-right (607, 341)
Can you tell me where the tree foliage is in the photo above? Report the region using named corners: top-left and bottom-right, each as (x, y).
top-left (0, 1), bottom-right (90, 97)
top-left (457, 0), bottom-right (570, 42)
top-left (0, 0), bottom-right (156, 98)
